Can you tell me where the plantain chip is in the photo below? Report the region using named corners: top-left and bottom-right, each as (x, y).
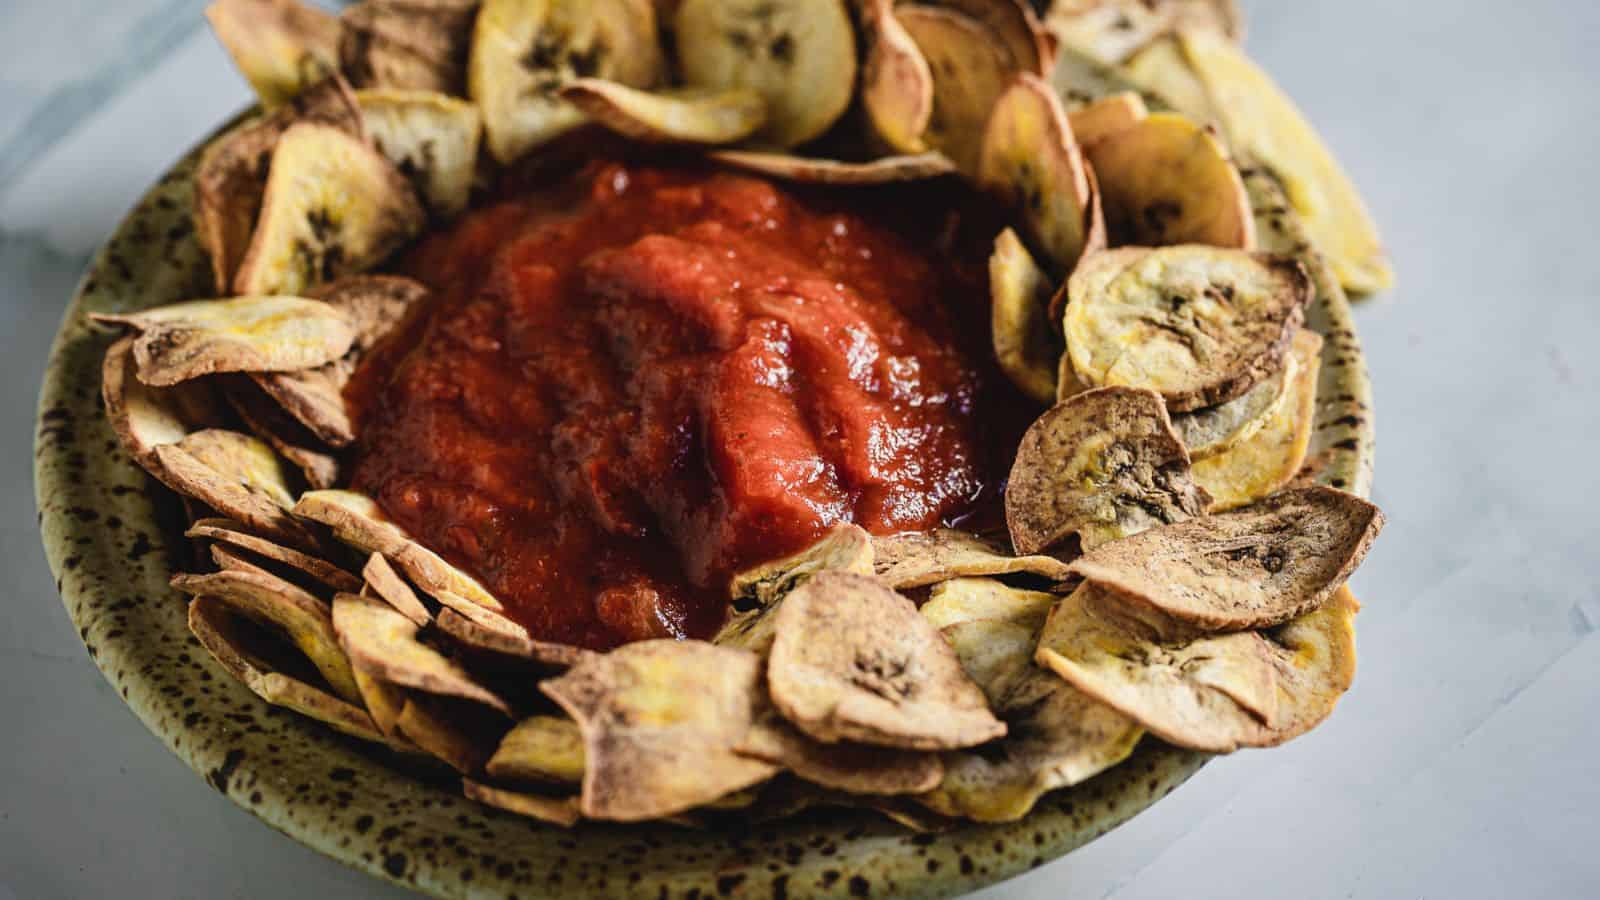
top-left (918, 577), bottom-right (1056, 634)
top-left (1193, 329), bottom-right (1323, 508)
top-left (735, 712), bottom-right (945, 796)
top-left (926, 0), bottom-right (1052, 76)
top-left (541, 640), bottom-right (779, 821)
top-left (93, 295), bottom-right (356, 388)
top-left (355, 89), bottom-right (483, 219)
top-left (221, 377), bottom-right (340, 489)
top-left (205, 0), bottom-right (341, 109)
top-left (860, 0), bottom-right (934, 154)
top-left (210, 543), bottom-right (281, 581)
top-left (187, 517), bottom-right (361, 593)
top-left (462, 779), bottom-right (582, 827)
top-left (101, 337), bottom-right (221, 482)
top-left (872, 529), bottom-right (1070, 590)
top-left (980, 76), bottom-right (1095, 277)
top-left (1089, 113), bottom-right (1253, 250)
top-left (1063, 244), bottom-right (1310, 411)
top-left (470, 0), bottom-right (665, 164)
top-left (674, 0), bottom-right (856, 149)
top-left (1005, 386), bottom-right (1209, 554)
top-left (988, 228), bottom-right (1060, 404)
top-left (292, 489), bottom-right (504, 611)
top-left (1171, 338), bottom-right (1296, 461)
top-left (766, 571), bottom-right (1006, 750)
top-left (188, 596), bottom-right (391, 744)
top-left (1045, 0), bottom-right (1242, 65)
top-left (352, 667), bottom-right (410, 738)
top-left (486, 715), bottom-right (586, 785)
top-left (436, 608), bottom-right (592, 669)
top-left (706, 150), bottom-right (956, 184)
top-left (361, 551), bottom-right (433, 626)
top-left (172, 568), bottom-right (362, 704)
top-left (1066, 91), bottom-right (1148, 148)
top-left (898, 5), bottom-right (1020, 174)
top-left (395, 693), bottom-right (506, 772)
top-left (234, 122), bottom-right (426, 297)
top-left (558, 80), bottom-right (766, 146)
top-left (715, 525), bottom-right (874, 653)
top-left (339, 0), bottom-right (480, 94)
top-left (331, 591), bottom-right (512, 714)
top-left (154, 429), bottom-right (320, 549)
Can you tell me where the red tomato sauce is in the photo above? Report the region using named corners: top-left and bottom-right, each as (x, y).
top-left (348, 159), bottom-right (1030, 649)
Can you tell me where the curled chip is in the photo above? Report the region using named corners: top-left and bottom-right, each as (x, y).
top-left (988, 228), bottom-right (1061, 405)
top-left (93, 295), bottom-right (356, 388)
top-left (705, 150), bottom-right (957, 185)
top-left (979, 75), bottom-right (1096, 275)
top-left (338, 0), bottom-right (478, 94)
top-left (171, 568), bottom-right (362, 704)
top-left (1194, 329), bottom-right (1322, 509)
top-left (1063, 245), bottom-right (1311, 411)
top-left (1046, 0), bottom-right (1243, 65)
top-left (221, 376), bottom-right (340, 489)
top-left (360, 551), bottom-right (432, 626)
top-left (860, 0), bottom-right (934, 154)
top-left (355, 88), bottom-right (482, 218)
top-left (674, 0), bottom-right (856, 149)
top-left (187, 518), bottom-right (360, 593)
top-left (716, 525), bottom-right (874, 653)
top-left (233, 122), bottom-right (426, 297)
top-left (736, 713), bottom-right (944, 796)
top-left (395, 694), bottom-right (505, 773)
top-left (436, 608), bottom-right (592, 670)
top-left (487, 716), bottom-right (586, 785)
top-left (872, 529), bottom-right (1069, 590)
top-left (934, 0), bottom-right (1052, 76)
top-left (1172, 341), bottom-right (1296, 460)
top-left (101, 337), bottom-right (220, 481)
top-left (766, 572), bottom-right (1006, 750)
top-left (1005, 387), bottom-right (1210, 555)
top-left (462, 780), bottom-right (582, 827)
top-left (1086, 112), bottom-right (1255, 249)
top-left (205, 0), bottom-right (341, 108)
top-left (919, 578), bottom-right (1057, 634)
top-left (155, 429), bottom-right (320, 549)
top-left (1069, 485), bottom-right (1383, 635)
top-left (469, 0), bottom-right (664, 164)
top-left (899, 5), bottom-right (1020, 173)
top-left (559, 80), bottom-right (767, 146)
top-left (331, 591), bottom-right (512, 714)
top-left (1066, 91), bottom-right (1149, 148)
top-left (541, 640), bottom-right (779, 821)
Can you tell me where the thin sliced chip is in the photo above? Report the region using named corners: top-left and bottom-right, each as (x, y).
top-left (436, 608), bottom-right (591, 669)
top-left (873, 529), bottom-right (1069, 590)
top-left (715, 525), bottom-right (874, 654)
top-left (542, 640), bottom-right (779, 821)
top-left (930, 0), bottom-right (1051, 76)
top-left (989, 228), bottom-right (1060, 404)
top-left (339, 0), bottom-right (479, 94)
top-left (93, 296), bottom-right (356, 388)
top-left (211, 543), bottom-right (280, 580)
top-left (1067, 91), bottom-right (1148, 148)
top-left (1171, 343), bottom-right (1295, 460)
top-left (292, 490), bottom-right (504, 611)
top-left (1005, 387), bottom-right (1210, 554)
top-left (332, 591), bottom-right (512, 714)
top-left (462, 779), bottom-right (581, 827)
top-left (361, 551), bottom-right (432, 626)
top-left (188, 596), bottom-right (390, 744)
top-left (1252, 584), bottom-right (1359, 745)
top-left (1045, 0), bottom-right (1242, 65)
top-left (919, 577), bottom-right (1057, 634)
top-left (154, 429), bottom-right (319, 549)
top-left (558, 80), bottom-right (766, 145)
top-left (860, 0), bottom-right (934, 154)
top-left (172, 568), bottom-right (361, 703)
top-left (395, 694), bottom-right (503, 772)
top-left (188, 518), bottom-right (360, 593)
top-left (1193, 329), bottom-right (1324, 508)
top-left (233, 122), bottom-right (426, 297)
top-left (767, 572), bottom-right (1006, 750)
top-left (355, 89), bottom-right (483, 218)
top-left (222, 377), bottom-right (340, 489)
top-left (735, 713), bottom-right (944, 796)
top-left (899, 5), bottom-right (1020, 174)
top-left (1072, 484), bottom-right (1382, 635)
top-left (1086, 112), bottom-right (1255, 249)
top-left (101, 337), bottom-right (221, 481)
top-left (205, 0), bottom-right (341, 108)
top-left (675, 0), bottom-right (856, 149)
top-left (1063, 245), bottom-right (1311, 411)
top-left (486, 716), bottom-right (586, 785)
top-left (352, 667), bottom-right (409, 738)
top-left (706, 150), bottom-right (956, 185)
top-left (469, 0), bottom-right (665, 164)
top-left (434, 590), bottom-right (527, 636)
top-left (978, 74), bottom-right (1094, 274)
top-left (1120, 36), bottom-right (1219, 124)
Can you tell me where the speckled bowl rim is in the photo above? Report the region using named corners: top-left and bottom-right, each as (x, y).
top-left (33, 111), bottom-right (1374, 899)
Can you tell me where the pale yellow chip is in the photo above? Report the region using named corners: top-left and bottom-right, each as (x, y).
top-left (205, 0), bottom-right (341, 108)
top-left (919, 577), bottom-right (1058, 634)
top-left (331, 591), bottom-right (511, 714)
top-left (860, 0), bottom-right (934, 154)
top-left (872, 528), bottom-right (1069, 590)
top-left (487, 716), bottom-right (587, 785)
top-left (707, 150), bottom-right (957, 185)
top-left (716, 525), bottom-right (874, 654)
top-left (351, 667), bottom-right (409, 739)
top-left (1086, 112), bottom-right (1255, 250)
top-left (101, 337), bottom-right (221, 483)
top-left (462, 779), bottom-right (581, 827)
top-left (979, 75), bottom-right (1095, 278)
top-left (1194, 329), bottom-right (1322, 509)
top-left (989, 228), bottom-right (1061, 405)
top-left (155, 429), bottom-right (319, 549)
top-left (1046, 0), bottom-right (1242, 65)
top-left (899, 6), bottom-right (1020, 173)
top-left (559, 80), bottom-right (767, 145)
top-left (1066, 91), bottom-right (1148, 148)
top-left (1171, 346), bottom-right (1295, 460)
top-left (355, 88), bottom-right (483, 219)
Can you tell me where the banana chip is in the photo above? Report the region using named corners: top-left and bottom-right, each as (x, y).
top-left (558, 80), bottom-right (767, 145)
top-left (487, 716), bottom-right (587, 785)
top-left (860, 0), bottom-right (934, 154)
top-left (541, 640), bottom-right (779, 821)
top-left (872, 529), bottom-right (1070, 590)
top-left (1005, 387), bottom-right (1210, 555)
top-left (1087, 112), bottom-right (1255, 249)
top-left (332, 591), bottom-right (512, 714)
top-left (899, 6), bottom-right (1020, 173)
top-left (470, 0), bottom-right (665, 164)
top-left (154, 429), bottom-right (319, 549)
top-left (716, 525), bottom-right (873, 653)
top-left (351, 667), bottom-right (409, 738)
top-left (934, 0), bottom-right (1051, 75)
top-left (187, 517), bottom-right (361, 593)
top-left (1045, 0), bottom-right (1242, 65)
top-left (1063, 245), bottom-right (1310, 411)
top-left (338, 0), bottom-right (479, 94)
top-left (462, 779), bottom-right (582, 827)
top-left (1066, 91), bottom-right (1148, 148)
top-left (356, 89), bottom-right (483, 218)
top-left (675, 0), bottom-right (856, 149)
top-left (979, 75), bottom-right (1095, 275)
top-left (222, 377), bottom-right (340, 489)
top-left (918, 577), bottom-right (1057, 634)
top-left (395, 694), bottom-right (505, 772)
top-left (989, 228), bottom-right (1061, 404)
top-left (101, 337), bottom-right (221, 482)
top-left (735, 713), bottom-right (945, 796)
top-left (1171, 342), bottom-right (1295, 460)
top-left (205, 0), bottom-right (341, 108)
top-left (1193, 329), bottom-right (1323, 508)
top-left (436, 608), bottom-right (592, 669)
top-left (766, 572), bottom-right (1006, 750)
top-left (234, 122), bottom-right (426, 297)
top-left (361, 551), bottom-right (433, 626)
top-left (706, 150), bottom-right (957, 184)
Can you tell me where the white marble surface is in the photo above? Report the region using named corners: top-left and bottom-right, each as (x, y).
top-left (4, 2), bottom-right (1597, 898)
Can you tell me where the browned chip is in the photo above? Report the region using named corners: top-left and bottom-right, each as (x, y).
top-left (211, 543), bottom-right (280, 580)
top-left (541, 640), bottom-right (779, 821)
top-left (1005, 387), bottom-right (1210, 555)
top-left (221, 377), bottom-right (340, 489)
top-left (154, 429), bottom-right (320, 549)
top-left (860, 0), bottom-right (934, 154)
top-left (436, 608), bottom-right (591, 669)
top-left (486, 716), bottom-right (586, 786)
top-left (355, 88), bottom-right (483, 219)
top-left (351, 667), bottom-right (410, 738)
top-left (898, 5), bottom-right (1021, 173)
top-left (331, 591), bottom-right (512, 714)
top-left (462, 779), bottom-right (582, 827)
top-left (736, 712), bottom-right (945, 796)
top-left (559, 80), bottom-right (768, 145)
top-left (1085, 112), bottom-right (1256, 249)
top-left (1069, 485), bottom-right (1383, 634)
top-left (187, 517), bottom-right (361, 593)
top-left (338, 0), bottom-right (479, 94)
top-left (872, 529), bottom-right (1069, 590)
top-left (205, 0), bottom-right (341, 108)
top-left (360, 551), bottom-right (432, 626)
top-left (766, 572), bottom-right (1006, 750)
top-left (978, 74), bottom-right (1095, 274)
top-left (395, 694), bottom-right (504, 773)
top-left (933, 0), bottom-right (1052, 76)
top-left (1171, 343), bottom-right (1295, 461)
top-left (716, 525), bottom-right (874, 654)
top-left (101, 336), bottom-right (221, 482)
top-left (706, 150), bottom-right (957, 185)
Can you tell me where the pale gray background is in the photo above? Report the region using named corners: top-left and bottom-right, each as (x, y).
top-left (5, 2), bottom-right (1597, 898)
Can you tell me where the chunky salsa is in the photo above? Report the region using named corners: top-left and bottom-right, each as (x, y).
top-left (348, 159), bottom-right (1028, 649)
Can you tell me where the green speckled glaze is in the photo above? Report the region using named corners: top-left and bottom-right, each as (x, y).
top-left (34, 113), bottom-right (1372, 898)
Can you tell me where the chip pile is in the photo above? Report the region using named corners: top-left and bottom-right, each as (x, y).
top-left (94, 0), bottom-right (1389, 830)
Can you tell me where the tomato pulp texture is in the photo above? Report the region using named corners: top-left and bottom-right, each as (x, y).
top-left (349, 160), bottom-right (1031, 649)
